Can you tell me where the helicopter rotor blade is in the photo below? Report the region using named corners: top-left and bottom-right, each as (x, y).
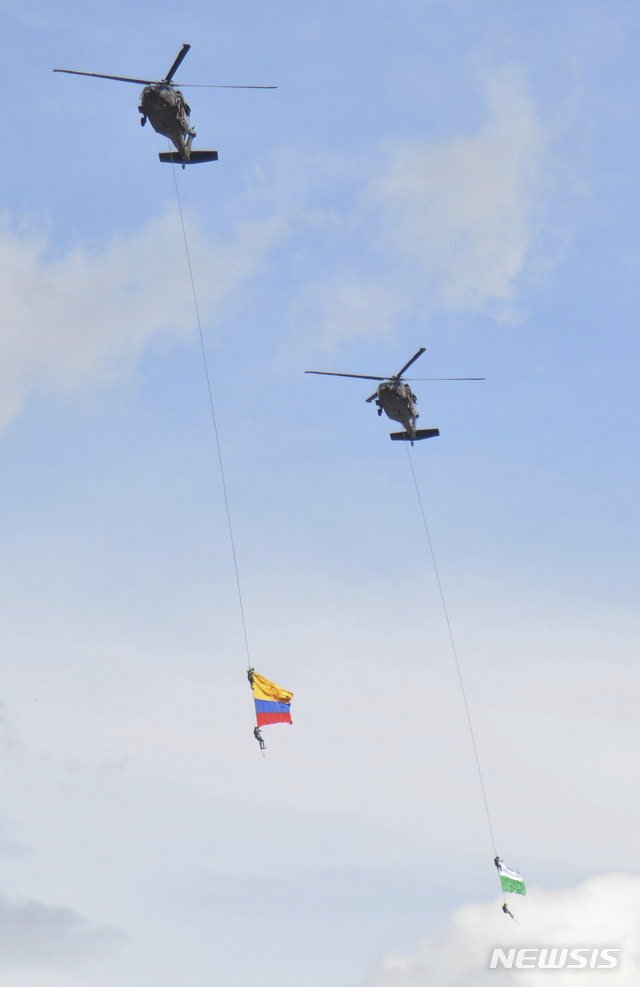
top-left (176, 83), bottom-right (278, 88)
top-left (305, 371), bottom-right (386, 381)
top-left (393, 347), bottom-right (426, 379)
top-left (53, 69), bottom-right (155, 84)
top-left (164, 43), bottom-right (191, 83)
top-left (404, 377), bottom-right (486, 381)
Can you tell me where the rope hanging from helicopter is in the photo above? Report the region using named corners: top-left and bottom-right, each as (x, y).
top-left (167, 153), bottom-right (252, 672)
top-left (167, 156), bottom-right (295, 757)
top-left (403, 443), bottom-right (513, 913)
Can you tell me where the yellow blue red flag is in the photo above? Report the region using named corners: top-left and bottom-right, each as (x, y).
top-left (250, 671), bottom-right (293, 727)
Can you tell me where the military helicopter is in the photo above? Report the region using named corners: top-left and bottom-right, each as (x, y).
top-left (54, 44), bottom-right (276, 167)
top-left (306, 347), bottom-right (484, 444)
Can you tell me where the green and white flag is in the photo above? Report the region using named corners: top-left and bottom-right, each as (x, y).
top-left (497, 860), bottom-right (526, 895)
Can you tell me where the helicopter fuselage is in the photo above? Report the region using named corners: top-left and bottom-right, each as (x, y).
top-left (138, 84), bottom-right (195, 160)
top-left (374, 380), bottom-right (419, 435)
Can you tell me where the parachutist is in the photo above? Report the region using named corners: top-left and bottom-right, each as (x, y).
top-left (494, 856), bottom-right (502, 870)
top-left (502, 903), bottom-right (517, 922)
top-left (253, 726), bottom-right (266, 750)
top-left (247, 667), bottom-right (255, 686)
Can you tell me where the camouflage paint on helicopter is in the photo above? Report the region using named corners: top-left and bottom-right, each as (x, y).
top-left (54, 44), bottom-right (276, 167)
top-left (306, 348), bottom-right (484, 444)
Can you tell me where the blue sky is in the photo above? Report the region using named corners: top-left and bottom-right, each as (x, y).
top-left (1, 1), bottom-right (640, 985)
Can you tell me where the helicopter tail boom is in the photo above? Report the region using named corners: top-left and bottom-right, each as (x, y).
top-left (390, 428), bottom-right (440, 441)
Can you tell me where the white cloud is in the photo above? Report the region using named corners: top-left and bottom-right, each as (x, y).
top-left (368, 66), bottom-right (551, 320)
top-left (361, 873), bottom-right (640, 986)
top-left (0, 976), bottom-right (112, 987)
top-left (291, 67), bottom-right (555, 347)
top-left (289, 272), bottom-right (405, 348)
top-left (0, 208), bottom-right (286, 429)
top-left (0, 892), bottom-right (123, 971)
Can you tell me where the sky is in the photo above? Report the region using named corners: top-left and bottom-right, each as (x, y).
top-left (1, 0), bottom-right (640, 984)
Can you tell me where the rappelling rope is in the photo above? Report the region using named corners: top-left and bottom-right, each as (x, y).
top-left (168, 157), bottom-right (252, 671)
top-left (404, 443), bottom-right (505, 902)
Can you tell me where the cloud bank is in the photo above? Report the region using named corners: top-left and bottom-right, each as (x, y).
top-left (0, 208), bottom-right (286, 429)
top-left (361, 873), bottom-right (640, 985)
top-left (370, 66), bottom-right (551, 318)
top-left (0, 891), bottom-right (123, 971)
top-left (299, 66), bottom-right (554, 344)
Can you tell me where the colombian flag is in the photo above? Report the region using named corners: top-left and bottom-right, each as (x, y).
top-left (251, 672), bottom-right (293, 727)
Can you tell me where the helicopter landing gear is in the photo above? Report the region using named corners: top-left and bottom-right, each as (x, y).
top-left (377, 407), bottom-right (382, 416)
top-left (140, 115), bottom-right (147, 126)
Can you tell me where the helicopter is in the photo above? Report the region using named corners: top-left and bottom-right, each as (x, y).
top-left (306, 347), bottom-right (484, 444)
top-left (54, 44), bottom-right (276, 167)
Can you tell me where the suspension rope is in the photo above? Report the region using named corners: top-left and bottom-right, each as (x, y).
top-left (168, 159), bottom-right (252, 670)
top-left (404, 444), bottom-right (504, 897)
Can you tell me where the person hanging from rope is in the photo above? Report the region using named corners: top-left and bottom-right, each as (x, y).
top-left (247, 667), bottom-right (255, 686)
top-left (253, 725), bottom-right (266, 750)
top-left (502, 902), bottom-right (518, 922)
